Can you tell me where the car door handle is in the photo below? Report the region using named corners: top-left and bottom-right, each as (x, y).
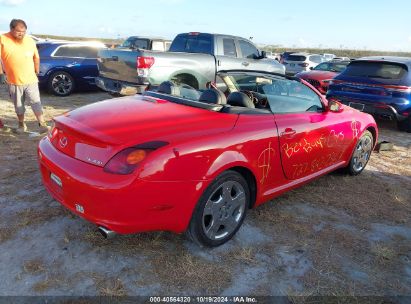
top-left (242, 62), bottom-right (249, 66)
top-left (281, 128), bottom-right (296, 138)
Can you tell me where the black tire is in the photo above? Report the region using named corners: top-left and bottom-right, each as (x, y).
top-left (48, 71), bottom-right (75, 96)
top-left (186, 170), bottom-right (249, 247)
top-left (397, 117), bottom-right (411, 133)
top-left (346, 130), bottom-right (373, 175)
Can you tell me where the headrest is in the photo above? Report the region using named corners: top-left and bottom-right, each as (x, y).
top-left (157, 81), bottom-right (180, 96)
top-left (227, 92), bottom-right (255, 108)
top-left (198, 89), bottom-right (227, 105)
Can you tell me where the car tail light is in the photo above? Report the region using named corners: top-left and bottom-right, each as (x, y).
top-left (136, 56), bottom-right (155, 77)
top-left (104, 148), bottom-right (148, 175)
top-left (189, 32), bottom-right (200, 35)
top-left (298, 62), bottom-right (309, 67)
top-left (137, 56), bottom-right (155, 69)
top-left (103, 141), bottom-right (168, 175)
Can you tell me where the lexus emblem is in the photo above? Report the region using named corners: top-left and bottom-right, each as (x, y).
top-left (59, 136), bottom-right (68, 148)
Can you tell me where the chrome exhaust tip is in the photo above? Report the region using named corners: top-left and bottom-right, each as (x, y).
top-left (98, 226), bottom-right (116, 239)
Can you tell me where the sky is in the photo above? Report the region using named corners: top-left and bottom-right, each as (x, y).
top-left (0, 0), bottom-right (410, 52)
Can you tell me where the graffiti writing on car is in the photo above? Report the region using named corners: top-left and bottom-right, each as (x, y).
top-left (258, 142), bottom-right (275, 184)
top-left (283, 130), bottom-right (345, 159)
top-left (291, 150), bottom-right (345, 179)
top-left (351, 119), bottom-right (360, 138)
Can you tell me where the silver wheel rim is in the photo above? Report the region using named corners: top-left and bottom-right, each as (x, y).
top-left (202, 180), bottom-right (246, 241)
top-left (352, 135), bottom-right (372, 172)
top-left (52, 74), bottom-right (73, 95)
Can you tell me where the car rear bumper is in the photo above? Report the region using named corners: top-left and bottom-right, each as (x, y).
top-left (38, 137), bottom-right (204, 234)
top-left (326, 94), bottom-right (409, 121)
top-left (95, 76), bottom-right (147, 95)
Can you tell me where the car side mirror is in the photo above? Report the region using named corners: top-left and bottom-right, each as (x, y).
top-left (328, 99), bottom-right (343, 113)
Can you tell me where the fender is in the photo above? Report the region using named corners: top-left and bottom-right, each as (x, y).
top-left (205, 150), bottom-right (255, 179)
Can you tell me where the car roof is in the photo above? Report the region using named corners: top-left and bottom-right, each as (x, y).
top-left (288, 52), bottom-right (309, 56)
top-left (356, 56), bottom-right (411, 65)
top-left (36, 40), bottom-right (106, 47)
top-left (127, 36), bottom-right (171, 41)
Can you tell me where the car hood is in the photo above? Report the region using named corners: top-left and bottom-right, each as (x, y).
top-left (51, 95), bottom-right (237, 165)
top-left (297, 70), bottom-right (337, 81)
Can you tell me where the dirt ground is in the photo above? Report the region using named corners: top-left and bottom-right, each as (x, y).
top-left (0, 84), bottom-right (410, 301)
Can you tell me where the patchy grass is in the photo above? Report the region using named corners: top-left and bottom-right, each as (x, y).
top-left (92, 275), bottom-right (128, 296)
top-left (23, 258), bottom-right (46, 275)
top-left (32, 277), bottom-right (62, 293)
top-left (371, 244), bottom-right (396, 264)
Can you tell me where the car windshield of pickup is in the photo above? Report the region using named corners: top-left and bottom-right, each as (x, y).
top-left (121, 37), bottom-right (149, 49)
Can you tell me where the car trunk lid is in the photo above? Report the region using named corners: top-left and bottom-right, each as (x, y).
top-left (50, 95), bottom-right (237, 167)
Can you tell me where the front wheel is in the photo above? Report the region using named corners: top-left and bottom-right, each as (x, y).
top-left (186, 170), bottom-right (249, 247)
top-left (48, 71), bottom-right (75, 96)
top-left (346, 130), bottom-right (373, 175)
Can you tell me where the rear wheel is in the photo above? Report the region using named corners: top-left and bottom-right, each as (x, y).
top-left (48, 71), bottom-right (74, 96)
top-left (346, 130), bottom-right (373, 175)
top-left (186, 170), bottom-right (249, 247)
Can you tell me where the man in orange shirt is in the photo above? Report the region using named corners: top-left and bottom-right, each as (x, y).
top-left (0, 19), bottom-right (49, 133)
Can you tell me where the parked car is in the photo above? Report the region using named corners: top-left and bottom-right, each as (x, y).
top-left (38, 69), bottom-right (378, 247)
top-left (265, 51), bottom-right (281, 61)
top-left (333, 56), bottom-right (351, 61)
top-left (280, 51), bottom-right (296, 64)
top-left (322, 53), bottom-right (336, 61)
top-left (37, 41), bottom-right (106, 96)
top-left (284, 53), bottom-right (325, 75)
top-left (327, 56), bottom-right (411, 132)
top-left (118, 36), bottom-right (171, 52)
top-left (96, 32), bottom-right (284, 95)
top-left (295, 60), bottom-right (350, 94)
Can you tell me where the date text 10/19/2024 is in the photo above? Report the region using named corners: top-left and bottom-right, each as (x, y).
top-left (149, 296), bottom-right (258, 303)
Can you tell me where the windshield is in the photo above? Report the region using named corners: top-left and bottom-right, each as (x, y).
top-left (219, 72), bottom-right (323, 113)
top-left (121, 38), bottom-right (149, 49)
top-left (286, 55), bottom-right (306, 62)
top-left (314, 62), bottom-right (349, 72)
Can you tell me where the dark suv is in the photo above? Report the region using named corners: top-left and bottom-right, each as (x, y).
top-left (327, 57), bottom-right (411, 132)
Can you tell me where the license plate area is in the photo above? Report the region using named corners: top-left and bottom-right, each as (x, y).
top-left (349, 102), bottom-right (365, 111)
top-left (50, 173), bottom-right (62, 187)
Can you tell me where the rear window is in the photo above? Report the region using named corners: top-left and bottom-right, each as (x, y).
top-left (169, 34), bottom-right (213, 54)
top-left (344, 61), bottom-right (407, 80)
top-left (287, 55), bottom-right (306, 61)
top-left (53, 46), bottom-right (100, 58)
top-left (121, 38), bottom-right (149, 49)
top-left (309, 55), bottom-right (323, 63)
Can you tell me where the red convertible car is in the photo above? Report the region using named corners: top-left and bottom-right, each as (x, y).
top-left (38, 70), bottom-right (378, 247)
top-left (296, 60), bottom-right (350, 94)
